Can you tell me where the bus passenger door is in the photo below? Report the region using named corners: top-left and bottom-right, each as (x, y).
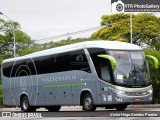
top-left (98, 60), bottom-right (113, 104)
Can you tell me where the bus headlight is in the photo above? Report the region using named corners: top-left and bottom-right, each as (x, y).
top-left (114, 89), bottom-right (152, 96)
top-left (115, 89), bottom-right (127, 95)
top-left (142, 89), bottom-right (152, 95)
top-left (147, 89), bottom-right (153, 94)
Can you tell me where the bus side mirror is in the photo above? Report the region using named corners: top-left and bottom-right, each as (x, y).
top-left (98, 54), bottom-right (117, 70)
top-left (146, 55), bottom-right (159, 69)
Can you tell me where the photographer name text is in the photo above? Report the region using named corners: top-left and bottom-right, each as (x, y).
top-left (110, 112), bottom-right (157, 117)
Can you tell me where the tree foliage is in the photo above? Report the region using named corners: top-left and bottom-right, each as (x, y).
top-left (0, 18), bottom-right (31, 59)
top-left (91, 13), bottom-right (160, 50)
top-left (144, 49), bottom-right (160, 103)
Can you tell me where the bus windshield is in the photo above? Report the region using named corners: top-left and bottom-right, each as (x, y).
top-left (108, 51), bottom-right (151, 87)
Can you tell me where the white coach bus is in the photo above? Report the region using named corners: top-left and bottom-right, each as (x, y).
top-left (1, 40), bottom-right (158, 112)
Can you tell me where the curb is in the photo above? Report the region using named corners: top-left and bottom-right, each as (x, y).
top-left (128, 104), bottom-right (160, 108)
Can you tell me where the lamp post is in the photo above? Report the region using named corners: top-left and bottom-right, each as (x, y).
top-left (130, 13), bottom-right (133, 44)
top-left (0, 12), bottom-right (16, 57)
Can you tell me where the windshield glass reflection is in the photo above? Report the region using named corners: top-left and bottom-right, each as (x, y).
top-left (109, 51), bottom-right (151, 87)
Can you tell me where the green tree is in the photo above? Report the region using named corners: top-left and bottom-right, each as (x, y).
top-left (144, 49), bottom-right (160, 103)
top-left (0, 18), bottom-right (31, 58)
top-left (91, 13), bottom-right (160, 49)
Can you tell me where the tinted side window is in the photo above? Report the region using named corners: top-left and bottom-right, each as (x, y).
top-left (55, 52), bottom-right (70, 72)
top-left (88, 48), bottom-right (106, 76)
top-left (3, 49), bottom-right (92, 77)
top-left (11, 60), bottom-right (27, 77)
top-left (33, 58), bottom-right (40, 74)
top-left (16, 61), bottom-right (28, 77)
top-left (3, 62), bottom-right (13, 77)
top-left (70, 50), bottom-right (91, 73)
top-left (88, 48), bottom-right (106, 78)
top-left (10, 63), bottom-right (17, 77)
top-left (27, 58), bottom-right (39, 75)
top-left (100, 60), bottom-right (111, 82)
top-left (3, 61), bottom-right (29, 77)
top-left (39, 56), bottom-right (54, 74)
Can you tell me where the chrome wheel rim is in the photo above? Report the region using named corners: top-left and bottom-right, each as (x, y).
top-left (23, 99), bottom-right (28, 110)
top-left (85, 97), bottom-right (92, 109)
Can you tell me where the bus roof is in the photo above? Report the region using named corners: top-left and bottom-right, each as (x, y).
top-left (2, 40), bottom-right (142, 63)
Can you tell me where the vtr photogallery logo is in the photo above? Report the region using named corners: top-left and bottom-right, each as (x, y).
top-left (111, 0), bottom-right (160, 12)
top-left (112, 0), bottom-right (124, 13)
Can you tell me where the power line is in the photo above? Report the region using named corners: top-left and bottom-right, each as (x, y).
top-left (33, 26), bottom-right (101, 42)
top-left (33, 24), bottom-right (111, 42)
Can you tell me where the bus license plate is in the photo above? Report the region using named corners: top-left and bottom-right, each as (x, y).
top-left (134, 98), bottom-right (141, 102)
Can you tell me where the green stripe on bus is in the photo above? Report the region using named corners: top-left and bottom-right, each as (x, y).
top-left (43, 83), bottom-right (86, 88)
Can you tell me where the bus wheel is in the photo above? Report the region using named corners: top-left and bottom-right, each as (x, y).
top-left (82, 93), bottom-right (96, 111)
top-left (21, 96), bottom-right (36, 112)
top-left (115, 104), bottom-right (127, 111)
top-left (46, 106), bottom-right (61, 112)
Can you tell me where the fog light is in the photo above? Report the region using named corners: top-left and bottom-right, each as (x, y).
top-left (149, 97), bottom-right (152, 101)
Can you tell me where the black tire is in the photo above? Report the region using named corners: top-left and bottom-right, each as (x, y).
top-left (82, 93), bottom-right (96, 111)
top-left (105, 105), bottom-right (114, 109)
top-left (21, 96), bottom-right (36, 112)
top-left (115, 104), bottom-right (127, 111)
top-left (46, 106), bottom-right (61, 112)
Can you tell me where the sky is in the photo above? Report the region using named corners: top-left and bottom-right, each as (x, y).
top-left (0, 0), bottom-right (112, 42)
